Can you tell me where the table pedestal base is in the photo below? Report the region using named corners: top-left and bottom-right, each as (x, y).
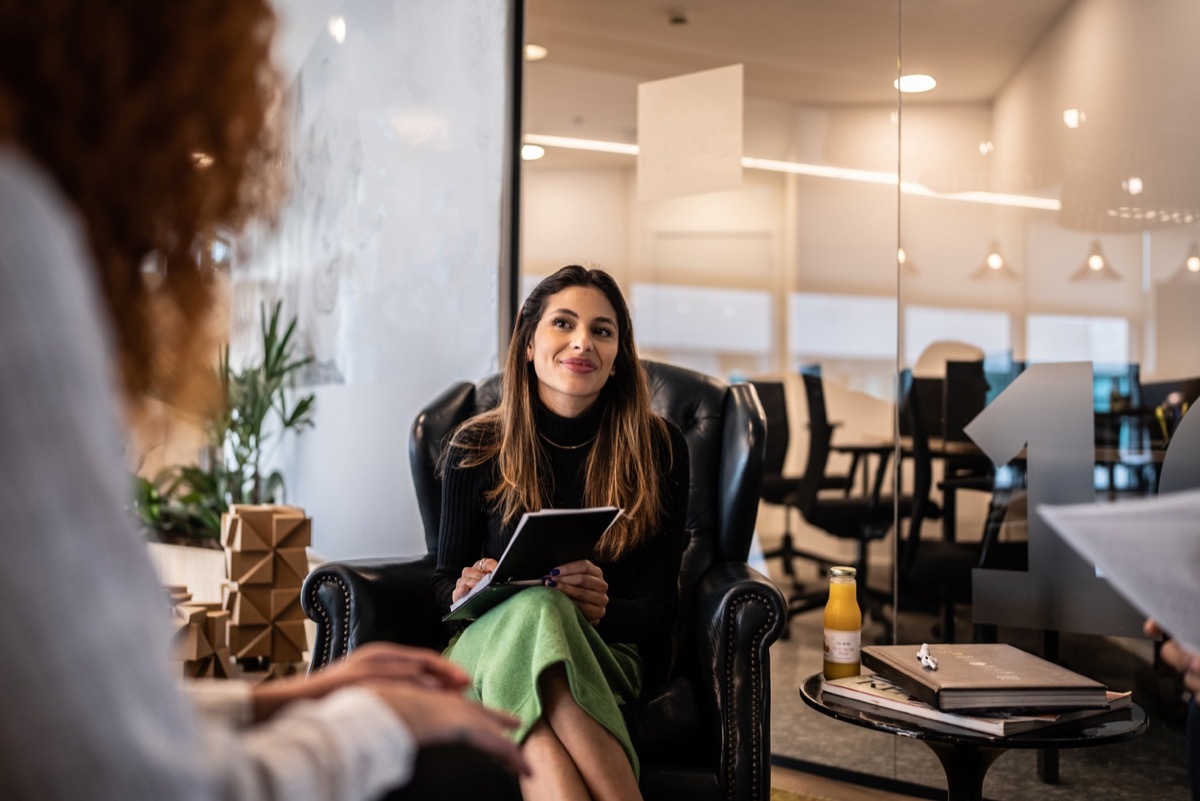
top-left (923, 741), bottom-right (1007, 801)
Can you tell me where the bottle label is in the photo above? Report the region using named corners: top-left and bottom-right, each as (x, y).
top-left (824, 628), bottom-right (861, 664)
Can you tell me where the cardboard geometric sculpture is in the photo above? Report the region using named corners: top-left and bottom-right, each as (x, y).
top-left (167, 585), bottom-right (232, 679)
top-left (221, 505), bottom-right (311, 666)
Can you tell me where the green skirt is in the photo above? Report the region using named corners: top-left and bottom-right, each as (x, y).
top-left (443, 586), bottom-right (643, 777)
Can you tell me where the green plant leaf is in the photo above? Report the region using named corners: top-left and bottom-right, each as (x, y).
top-left (135, 300), bottom-right (316, 543)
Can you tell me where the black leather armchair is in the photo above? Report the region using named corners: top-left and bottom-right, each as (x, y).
top-left (301, 360), bottom-right (786, 801)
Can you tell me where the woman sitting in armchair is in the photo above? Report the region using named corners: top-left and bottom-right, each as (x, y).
top-left (431, 265), bottom-right (690, 801)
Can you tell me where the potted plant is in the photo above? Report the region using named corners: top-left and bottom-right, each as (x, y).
top-left (135, 301), bottom-right (315, 548)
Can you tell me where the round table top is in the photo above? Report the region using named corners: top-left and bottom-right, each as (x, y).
top-left (800, 673), bottom-right (1148, 749)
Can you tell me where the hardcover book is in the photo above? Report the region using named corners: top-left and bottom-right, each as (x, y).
top-left (821, 674), bottom-right (1131, 737)
top-left (860, 643), bottom-right (1109, 712)
top-left (443, 506), bottom-right (623, 623)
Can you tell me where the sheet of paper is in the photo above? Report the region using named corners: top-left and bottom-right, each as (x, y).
top-left (637, 64), bottom-right (743, 201)
top-left (1039, 489), bottom-right (1200, 653)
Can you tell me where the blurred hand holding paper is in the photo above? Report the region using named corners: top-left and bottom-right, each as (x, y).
top-left (1040, 489), bottom-right (1200, 653)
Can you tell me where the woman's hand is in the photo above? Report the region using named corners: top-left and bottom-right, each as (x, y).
top-left (1146, 618), bottom-right (1200, 694)
top-left (246, 641), bottom-right (529, 777)
top-left (250, 642), bottom-right (471, 721)
top-left (364, 681), bottom-right (530, 777)
top-left (452, 557), bottom-right (498, 603)
top-left (550, 559), bottom-right (608, 625)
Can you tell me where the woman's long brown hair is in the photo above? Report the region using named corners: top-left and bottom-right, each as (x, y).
top-left (0, 1), bottom-right (281, 410)
top-left (449, 265), bottom-right (671, 561)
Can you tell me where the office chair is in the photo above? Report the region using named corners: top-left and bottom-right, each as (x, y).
top-left (785, 373), bottom-right (909, 628)
top-left (933, 360), bottom-right (998, 543)
top-left (801, 364), bottom-right (867, 495)
top-left (897, 374), bottom-right (1026, 643)
top-left (752, 374), bottom-right (907, 634)
top-left (751, 379), bottom-right (858, 634)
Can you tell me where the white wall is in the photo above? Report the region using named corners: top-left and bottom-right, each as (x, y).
top-left (238, 0), bottom-right (510, 560)
top-left (521, 166), bottom-right (629, 277)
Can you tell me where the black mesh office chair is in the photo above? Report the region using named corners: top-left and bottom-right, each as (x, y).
top-left (752, 375), bottom-right (902, 634)
top-left (897, 373), bottom-right (1026, 643)
top-left (752, 379), bottom-right (854, 634)
top-left (786, 373), bottom-right (909, 626)
top-left (801, 365), bottom-right (868, 495)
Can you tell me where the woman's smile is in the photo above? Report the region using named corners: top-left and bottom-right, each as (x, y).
top-left (560, 357), bottom-right (597, 373)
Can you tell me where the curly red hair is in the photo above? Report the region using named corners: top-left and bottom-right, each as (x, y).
top-left (0, 1), bottom-right (282, 407)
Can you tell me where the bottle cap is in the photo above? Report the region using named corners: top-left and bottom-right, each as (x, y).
top-left (829, 565), bottom-right (856, 578)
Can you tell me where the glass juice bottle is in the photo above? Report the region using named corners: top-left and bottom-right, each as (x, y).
top-left (823, 566), bottom-right (862, 679)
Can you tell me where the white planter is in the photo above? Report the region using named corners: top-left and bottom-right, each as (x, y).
top-left (146, 542), bottom-right (227, 603)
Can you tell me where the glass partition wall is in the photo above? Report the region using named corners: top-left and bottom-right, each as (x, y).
top-left (519, 0), bottom-right (1190, 795)
top-left (887, 1), bottom-right (1194, 795)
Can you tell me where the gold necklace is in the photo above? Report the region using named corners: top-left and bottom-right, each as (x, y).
top-left (538, 431), bottom-right (597, 451)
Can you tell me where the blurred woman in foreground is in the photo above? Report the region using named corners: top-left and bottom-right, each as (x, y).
top-left (0, 3), bottom-right (525, 799)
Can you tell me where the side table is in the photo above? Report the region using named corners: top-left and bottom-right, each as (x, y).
top-left (799, 673), bottom-right (1147, 801)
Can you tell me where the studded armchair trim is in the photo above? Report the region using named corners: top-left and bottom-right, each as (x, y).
top-left (303, 573), bottom-right (352, 670)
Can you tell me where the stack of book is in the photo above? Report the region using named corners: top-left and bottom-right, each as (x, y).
top-left (820, 643), bottom-right (1131, 737)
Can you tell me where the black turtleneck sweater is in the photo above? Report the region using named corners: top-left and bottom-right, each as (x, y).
top-left (432, 398), bottom-right (690, 686)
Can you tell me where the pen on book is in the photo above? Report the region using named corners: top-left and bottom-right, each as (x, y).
top-left (509, 578), bottom-right (553, 587)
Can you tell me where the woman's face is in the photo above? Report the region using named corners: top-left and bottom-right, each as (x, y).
top-left (526, 285), bottom-right (620, 418)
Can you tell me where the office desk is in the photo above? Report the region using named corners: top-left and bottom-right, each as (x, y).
top-left (830, 436), bottom-right (894, 497)
top-left (898, 437), bottom-right (1166, 539)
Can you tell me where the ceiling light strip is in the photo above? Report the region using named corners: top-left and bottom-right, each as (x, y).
top-left (524, 135), bottom-right (1062, 212)
top-left (740, 156), bottom-right (900, 187)
top-left (524, 134), bottom-right (640, 156)
top-left (900, 186), bottom-right (1061, 211)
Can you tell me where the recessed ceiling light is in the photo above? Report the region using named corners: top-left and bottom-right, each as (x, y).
top-left (1123, 177), bottom-right (1144, 195)
top-left (521, 144), bottom-right (546, 161)
top-left (524, 43), bottom-right (548, 61)
top-left (328, 16), bottom-right (346, 44)
top-left (1062, 108), bottom-right (1086, 129)
top-left (894, 74), bottom-right (936, 93)
top-left (979, 141), bottom-right (994, 155)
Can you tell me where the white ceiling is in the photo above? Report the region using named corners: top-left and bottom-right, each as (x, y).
top-left (524, 0), bottom-right (1075, 108)
top-left (520, 0), bottom-right (1200, 233)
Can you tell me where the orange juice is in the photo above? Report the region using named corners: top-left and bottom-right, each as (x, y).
top-left (822, 566), bottom-right (862, 679)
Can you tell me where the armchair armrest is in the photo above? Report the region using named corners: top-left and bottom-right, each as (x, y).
top-left (301, 554), bottom-right (445, 670)
top-left (689, 561), bottom-right (786, 800)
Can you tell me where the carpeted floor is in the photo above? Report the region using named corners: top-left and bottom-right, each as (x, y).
top-left (767, 569), bottom-right (1192, 800)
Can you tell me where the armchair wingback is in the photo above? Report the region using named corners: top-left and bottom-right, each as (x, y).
top-left (302, 360), bottom-right (786, 801)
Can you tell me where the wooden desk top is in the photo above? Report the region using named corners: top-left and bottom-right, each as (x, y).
top-left (894, 437), bottom-right (1165, 466)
